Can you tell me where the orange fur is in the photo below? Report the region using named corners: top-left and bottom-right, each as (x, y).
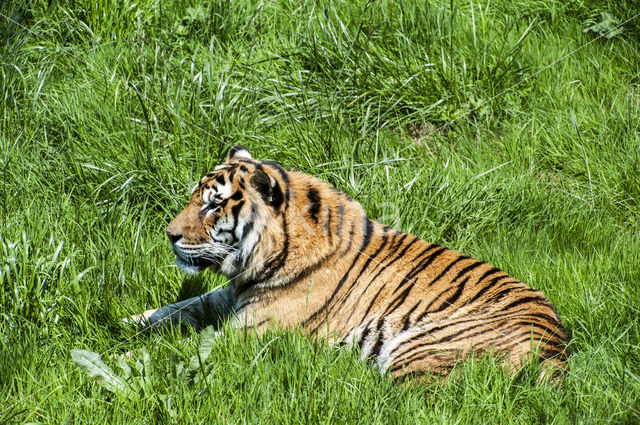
top-left (138, 146), bottom-right (569, 380)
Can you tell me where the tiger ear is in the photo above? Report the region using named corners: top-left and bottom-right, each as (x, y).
top-left (250, 170), bottom-right (284, 208)
top-left (227, 145), bottom-right (252, 162)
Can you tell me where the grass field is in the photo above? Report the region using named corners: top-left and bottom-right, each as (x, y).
top-left (2, 0), bottom-right (640, 423)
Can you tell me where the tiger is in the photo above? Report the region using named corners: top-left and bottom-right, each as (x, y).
top-left (130, 145), bottom-right (569, 381)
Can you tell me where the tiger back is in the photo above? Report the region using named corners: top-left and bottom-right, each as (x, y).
top-left (136, 145), bottom-right (569, 380)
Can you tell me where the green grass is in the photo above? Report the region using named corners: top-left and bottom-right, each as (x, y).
top-left (2, 0), bottom-right (640, 423)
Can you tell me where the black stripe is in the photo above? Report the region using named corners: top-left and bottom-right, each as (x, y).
top-left (436, 322), bottom-right (499, 344)
top-left (230, 200), bottom-right (244, 224)
top-left (360, 217), bottom-right (374, 252)
top-left (270, 182), bottom-right (284, 209)
top-left (392, 247), bottom-right (447, 295)
top-left (262, 161), bottom-right (288, 185)
top-left (475, 267), bottom-right (503, 284)
top-left (234, 295), bottom-right (259, 310)
top-left (322, 217), bottom-right (377, 312)
top-left (324, 204), bottom-right (332, 238)
top-left (509, 321), bottom-right (566, 348)
top-left (468, 275), bottom-right (510, 303)
top-left (358, 322), bottom-right (372, 350)
top-left (443, 314), bottom-right (557, 347)
top-left (369, 319), bottom-right (386, 357)
top-left (199, 205), bottom-right (210, 218)
top-left (402, 302), bottom-right (421, 331)
top-left (452, 260), bottom-right (483, 282)
top-left (487, 285), bottom-right (529, 303)
top-left (351, 230), bottom-right (389, 284)
top-left (383, 285), bottom-right (413, 316)
top-left (389, 233), bottom-right (414, 256)
top-left (386, 244), bottom-right (439, 297)
top-left (305, 258), bottom-right (361, 330)
top-left (374, 233), bottom-right (413, 268)
top-left (421, 288), bottom-right (446, 313)
top-left (424, 254), bottom-right (469, 287)
top-left (432, 276), bottom-right (469, 312)
top-left (306, 217), bottom-right (374, 330)
top-left (538, 347), bottom-right (566, 360)
top-left (354, 234), bottom-right (417, 297)
top-left (340, 221), bottom-right (356, 255)
top-left (262, 161), bottom-right (290, 208)
top-left (540, 337), bottom-right (569, 352)
top-left (337, 204), bottom-right (345, 238)
top-left (363, 285), bottom-right (385, 318)
top-left (390, 351), bottom-right (451, 373)
top-left (526, 312), bottom-right (562, 328)
top-left (409, 312), bottom-right (510, 353)
top-left (411, 244), bottom-right (438, 264)
top-left (240, 206), bottom-right (256, 240)
top-left (476, 328), bottom-right (550, 351)
top-left (241, 215), bottom-right (289, 290)
top-left (502, 296), bottom-right (548, 312)
top-left (245, 318), bottom-right (271, 331)
top-left (261, 219), bottom-right (289, 275)
top-left (482, 321), bottom-right (553, 343)
top-left (390, 325), bottom-right (472, 362)
top-left (394, 354), bottom-right (458, 376)
top-left (406, 247), bottom-right (448, 281)
top-left (307, 188), bottom-right (321, 223)
top-left (339, 233), bottom-right (413, 316)
top-left (389, 235), bottom-right (422, 262)
top-left (390, 313), bottom-right (504, 361)
top-left (281, 249), bottom-right (337, 287)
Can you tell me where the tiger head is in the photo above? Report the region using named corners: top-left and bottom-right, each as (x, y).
top-left (166, 146), bottom-right (287, 279)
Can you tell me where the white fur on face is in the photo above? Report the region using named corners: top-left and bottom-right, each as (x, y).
top-left (175, 255), bottom-right (205, 274)
top-left (202, 180), bottom-right (232, 205)
top-left (172, 240), bottom-right (231, 274)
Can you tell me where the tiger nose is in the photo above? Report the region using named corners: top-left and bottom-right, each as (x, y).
top-left (166, 229), bottom-right (182, 244)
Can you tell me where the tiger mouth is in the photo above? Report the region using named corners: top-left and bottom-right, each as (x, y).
top-left (175, 254), bottom-right (215, 272)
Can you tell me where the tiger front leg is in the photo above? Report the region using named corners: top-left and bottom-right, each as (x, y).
top-left (125, 285), bottom-right (235, 331)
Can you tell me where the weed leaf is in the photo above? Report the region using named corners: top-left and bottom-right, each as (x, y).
top-left (71, 349), bottom-right (130, 396)
top-left (198, 325), bottom-right (217, 361)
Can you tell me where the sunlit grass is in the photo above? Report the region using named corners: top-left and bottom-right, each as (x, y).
top-left (1, 0), bottom-right (639, 423)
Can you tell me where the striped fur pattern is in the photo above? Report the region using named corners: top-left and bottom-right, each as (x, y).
top-left (134, 146), bottom-right (569, 380)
